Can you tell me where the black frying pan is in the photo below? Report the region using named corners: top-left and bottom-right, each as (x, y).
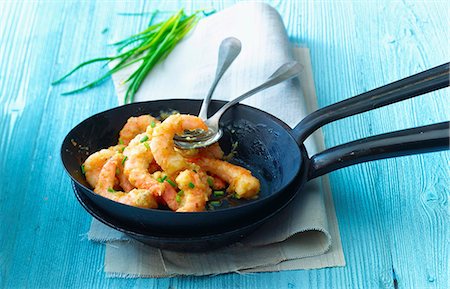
top-left (61, 63), bottom-right (449, 248)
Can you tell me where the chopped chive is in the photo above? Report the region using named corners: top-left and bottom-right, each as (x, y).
top-left (121, 156), bottom-right (128, 165)
top-left (119, 146), bottom-right (125, 153)
top-left (107, 188), bottom-right (116, 193)
top-left (140, 135), bottom-right (149, 142)
top-left (177, 190), bottom-right (184, 196)
top-left (161, 175), bottom-right (167, 181)
top-left (209, 200), bottom-right (221, 207)
top-left (213, 190), bottom-right (225, 197)
top-left (119, 138), bottom-right (124, 145)
top-left (207, 177), bottom-right (213, 187)
top-left (188, 182), bottom-right (195, 188)
top-left (150, 121), bottom-right (156, 128)
top-left (157, 177), bottom-right (163, 183)
top-left (166, 179), bottom-right (176, 187)
top-left (80, 164), bottom-right (86, 174)
top-left (176, 194), bottom-right (181, 203)
top-left (144, 142), bottom-right (150, 150)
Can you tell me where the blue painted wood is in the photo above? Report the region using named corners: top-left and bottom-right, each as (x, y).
top-left (0, 1), bottom-right (448, 288)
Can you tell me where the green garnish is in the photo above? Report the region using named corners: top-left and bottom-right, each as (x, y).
top-left (157, 177), bottom-right (163, 183)
top-left (115, 168), bottom-right (120, 175)
top-left (107, 188), bottom-right (116, 193)
top-left (52, 9), bottom-right (203, 103)
top-left (119, 138), bottom-right (124, 145)
top-left (161, 175), bottom-right (167, 182)
top-left (150, 121), bottom-right (156, 128)
top-left (207, 177), bottom-right (213, 187)
top-left (140, 135), bottom-right (149, 142)
top-left (232, 193), bottom-right (241, 199)
top-left (144, 142), bottom-right (150, 150)
top-left (166, 179), bottom-right (176, 187)
top-left (119, 146), bottom-right (125, 153)
top-left (213, 190), bottom-right (225, 197)
top-left (209, 200), bottom-right (221, 207)
top-left (176, 190), bottom-right (184, 203)
top-left (177, 190), bottom-right (184, 196)
top-left (188, 182), bottom-right (195, 188)
top-left (80, 164), bottom-right (86, 174)
top-left (121, 156), bottom-right (128, 165)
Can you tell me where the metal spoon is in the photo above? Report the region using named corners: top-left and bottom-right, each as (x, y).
top-left (175, 61), bottom-right (302, 149)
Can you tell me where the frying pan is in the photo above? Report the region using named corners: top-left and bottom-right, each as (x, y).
top-left (61, 63), bottom-right (449, 247)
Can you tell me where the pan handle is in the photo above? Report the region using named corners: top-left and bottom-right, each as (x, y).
top-left (307, 121), bottom-right (449, 180)
top-left (292, 62), bottom-right (449, 145)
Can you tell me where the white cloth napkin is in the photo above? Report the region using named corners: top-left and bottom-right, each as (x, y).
top-left (88, 2), bottom-right (345, 277)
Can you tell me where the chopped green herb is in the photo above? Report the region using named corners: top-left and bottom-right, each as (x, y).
top-left (144, 142), bottom-right (150, 150)
top-left (121, 156), bottom-right (128, 165)
top-left (80, 164), bottom-right (86, 174)
top-left (166, 179), bottom-right (176, 187)
top-left (177, 190), bottom-right (184, 196)
top-left (188, 182), bottom-right (195, 188)
top-left (140, 135), bottom-right (149, 142)
top-left (119, 138), bottom-right (124, 145)
top-left (232, 193), bottom-right (241, 199)
top-left (213, 190), bottom-right (225, 197)
top-left (207, 177), bottom-right (213, 187)
top-left (115, 168), bottom-right (120, 175)
top-left (150, 121), bottom-right (156, 128)
top-left (209, 200), bottom-right (221, 207)
top-left (157, 177), bottom-right (163, 183)
top-left (119, 146), bottom-right (125, 153)
top-left (176, 194), bottom-right (181, 203)
top-left (107, 188), bottom-right (116, 193)
top-left (161, 175), bottom-right (167, 181)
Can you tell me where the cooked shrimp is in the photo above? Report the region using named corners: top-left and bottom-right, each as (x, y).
top-left (119, 115), bottom-right (160, 145)
top-left (95, 154), bottom-right (158, 209)
top-left (122, 133), bottom-right (161, 192)
top-left (194, 158), bottom-right (260, 199)
top-left (83, 145), bottom-right (125, 187)
top-left (175, 170), bottom-right (211, 212)
top-left (150, 114), bottom-right (207, 176)
top-left (178, 143), bottom-right (224, 160)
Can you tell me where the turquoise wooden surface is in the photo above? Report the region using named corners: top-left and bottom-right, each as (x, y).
top-left (1, 1), bottom-right (448, 288)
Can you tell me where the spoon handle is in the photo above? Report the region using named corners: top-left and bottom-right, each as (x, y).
top-left (198, 37), bottom-right (242, 120)
top-left (207, 61), bottom-right (301, 125)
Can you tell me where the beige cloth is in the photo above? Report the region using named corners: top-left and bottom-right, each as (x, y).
top-left (88, 2), bottom-right (345, 277)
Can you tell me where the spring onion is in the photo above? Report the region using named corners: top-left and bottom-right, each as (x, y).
top-left (80, 164), bottom-right (86, 174)
top-left (166, 179), bottom-right (176, 187)
top-left (121, 156), bottom-right (128, 165)
top-left (188, 182), bottom-right (195, 188)
top-left (52, 9), bottom-right (204, 103)
top-left (213, 190), bottom-right (225, 197)
top-left (140, 135), bottom-right (149, 142)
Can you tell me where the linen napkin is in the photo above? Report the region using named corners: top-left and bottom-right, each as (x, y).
top-left (88, 2), bottom-right (345, 277)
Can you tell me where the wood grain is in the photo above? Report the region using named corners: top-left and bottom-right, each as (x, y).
top-left (0, 0), bottom-right (448, 288)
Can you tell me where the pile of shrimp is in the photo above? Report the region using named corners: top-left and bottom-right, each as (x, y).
top-left (82, 114), bottom-right (260, 212)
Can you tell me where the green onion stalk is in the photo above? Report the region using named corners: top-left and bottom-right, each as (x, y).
top-left (52, 9), bottom-right (203, 103)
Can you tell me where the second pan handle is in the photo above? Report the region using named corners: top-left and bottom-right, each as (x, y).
top-left (292, 62), bottom-right (449, 145)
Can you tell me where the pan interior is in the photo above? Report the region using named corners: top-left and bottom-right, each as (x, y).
top-left (61, 100), bottom-right (303, 211)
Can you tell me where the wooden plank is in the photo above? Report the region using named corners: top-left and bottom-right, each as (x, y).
top-left (0, 0), bottom-right (448, 288)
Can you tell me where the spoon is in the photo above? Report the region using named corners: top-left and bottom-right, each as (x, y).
top-left (174, 61), bottom-right (302, 149)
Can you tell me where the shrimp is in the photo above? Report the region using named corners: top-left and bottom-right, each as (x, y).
top-left (95, 154), bottom-right (158, 209)
top-left (83, 145), bottom-right (125, 188)
top-left (150, 114), bottom-right (208, 176)
top-left (119, 115), bottom-right (160, 145)
top-left (122, 133), bottom-right (161, 191)
top-left (150, 114), bottom-right (212, 211)
top-left (175, 170), bottom-right (211, 212)
top-left (194, 158), bottom-right (260, 199)
top-left (177, 143), bottom-right (224, 160)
